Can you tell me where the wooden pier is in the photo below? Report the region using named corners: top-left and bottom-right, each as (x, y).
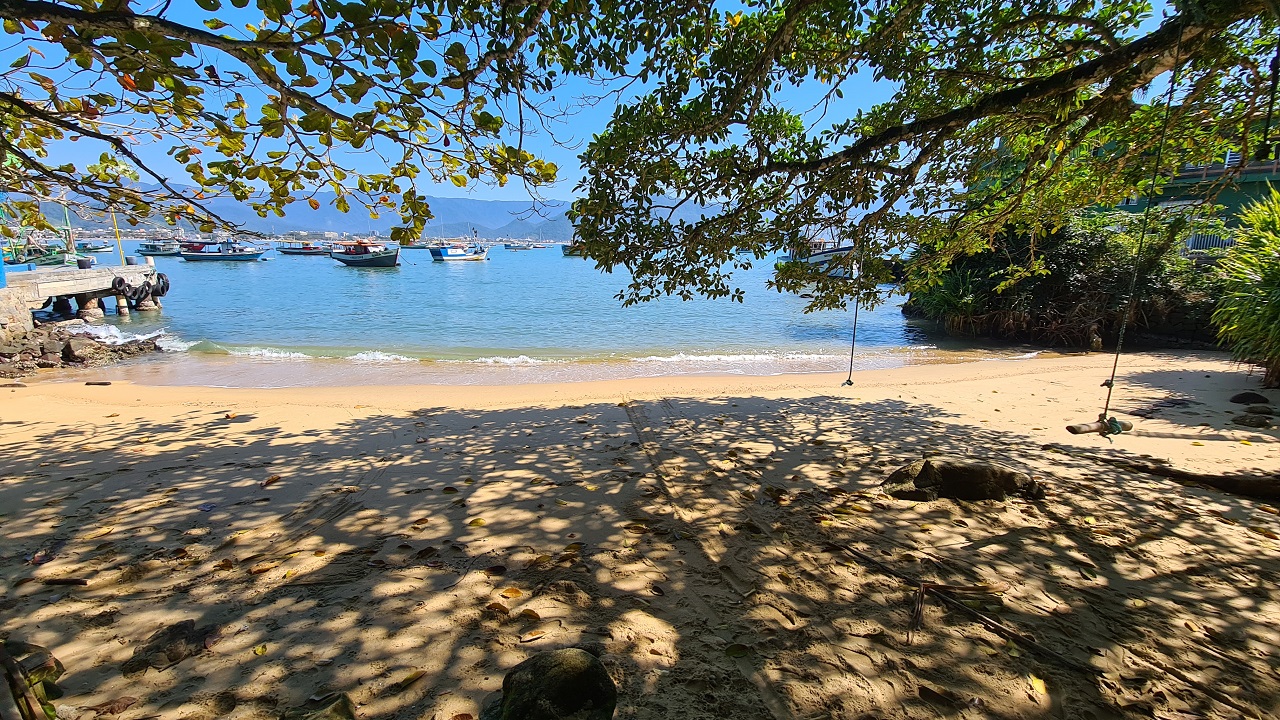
top-left (1, 264), bottom-right (166, 322)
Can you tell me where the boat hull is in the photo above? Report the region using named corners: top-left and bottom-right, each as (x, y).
top-left (138, 248), bottom-right (181, 256)
top-left (331, 248), bottom-right (399, 267)
top-left (180, 251), bottom-right (266, 261)
top-left (277, 247), bottom-right (329, 255)
top-left (428, 246), bottom-right (488, 261)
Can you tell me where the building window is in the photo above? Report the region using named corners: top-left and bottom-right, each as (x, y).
top-left (1119, 197), bottom-right (1139, 206)
top-left (1225, 150), bottom-right (1242, 167)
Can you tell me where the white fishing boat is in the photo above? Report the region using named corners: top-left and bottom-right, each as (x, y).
top-left (428, 243), bottom-right (489, 261)
top-left (180, 240), bottom-right (268, 261)
top-left (137, 239), bottom-right (182, 256)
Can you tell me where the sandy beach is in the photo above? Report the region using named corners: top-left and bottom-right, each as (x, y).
top-left (2, 350), bottom-right (1279, 719)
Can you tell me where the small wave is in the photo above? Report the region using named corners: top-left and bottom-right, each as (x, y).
top-left (465, 355), bottom-right (565, 365)
top-left (630, 352), bottom-right (844, 364)
top-left (348, 351), bottom-right (419, 363)
top-left (67, 324), bottom-right (166, 346)
top-left (226, 346), bottom-right (314, 360)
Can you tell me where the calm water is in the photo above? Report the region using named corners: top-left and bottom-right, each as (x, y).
top-left (37, 243), bottom-right (1024, 386)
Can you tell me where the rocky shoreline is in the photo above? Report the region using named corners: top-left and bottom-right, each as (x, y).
top-left (0, 320), bottom-right (160, 379)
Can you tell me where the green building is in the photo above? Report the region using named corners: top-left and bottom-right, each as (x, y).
top-left (1117, 150), bottom-right (1280, 250)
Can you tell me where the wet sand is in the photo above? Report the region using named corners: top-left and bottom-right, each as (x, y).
top-left (1, 350), bottom-right (1278, 719)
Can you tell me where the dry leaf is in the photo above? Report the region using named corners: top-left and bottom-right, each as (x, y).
top-left (485, 602), bottom-right (509, 614)
top-left (519, 631), bottom-right (545, 643)
top-left (225, 413), bottom-right (237, 420)
top-left (468, 518), bottom-right (486, 527)
top-left (253, 643), bottom-right (267, 656)
top-left (500, 587), bottom-right (524, 599)
top-left (483, 565), bottom-right (507, 577)
top-left (105, 413), bottom-right (120, 418)
top-left (519, 609), bottom-right (540, 620)
top-left (386, 669), bottom-right (427, 694)
top-left (261, 475), bottom-right (281, 488)
top-left (249, 561), bottom-right (281, 575)
top-left (1190, 441), bottom-right (1204, 446)
top-left (442, 487), bottom-right (458, 494)
top-left (1030, 675), bottom-right (1047, 695)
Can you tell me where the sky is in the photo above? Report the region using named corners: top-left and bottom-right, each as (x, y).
top-left (22, 1), bottom-right (1170, 207)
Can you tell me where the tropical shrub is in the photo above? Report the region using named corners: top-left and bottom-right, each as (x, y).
top-left (1213, 190), bottom-right (1280, 387)
top-left (907, 209), bottom-right (1226, 348)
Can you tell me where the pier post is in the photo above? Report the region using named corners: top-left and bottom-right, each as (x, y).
top-left (75, 293), bottom-right (106, 321)
top-left (135, 295), bottom-right (159, 312)
top-left (52, 296), bottom-right (73, 315)
top-left (114, 295), bottom-right (130, 316)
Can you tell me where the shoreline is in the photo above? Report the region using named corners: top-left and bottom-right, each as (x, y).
top-left (3, 349), bottom-right (1278, 719)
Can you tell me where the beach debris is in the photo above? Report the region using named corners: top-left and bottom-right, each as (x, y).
top-left (881, 457), bottom-right (1043, 502)
top-left (120, 620), bottom-right (220, 675)
top-left (85, 381), bottom-right (112, 386)
top-left (1, 640), bottom-right (65, 720)
top-left (1232, 414), bottom-right (1273, 428)
top-left (253, 644), bottom-right (267, 656)
top-left (384, 669), bottom-right (428, 695)
top-left (468, 518), bottom-right (487, 527)
top-left (196, 502), bottom-right (217, 512)
top-left (499, 587), bottom-right (524, 599)
top-left (40, 578), bottom-right (88, 586)
top-left (261, 475), bottom-right (281, 488)
top-left (479, 648), bottom-right (616, 720)
top-left (26, 539), bottom-right (66, 565)
top-left (1230, 392), bottom-right (1271, 405)
top-left (483, 565), bottom-right (507, 577)
top-left (84, 696), bottom-right (139, 715)
top-left (224, 412), bottom-right (237, 420)
top-left (281, 693), bottom-right (356, 720)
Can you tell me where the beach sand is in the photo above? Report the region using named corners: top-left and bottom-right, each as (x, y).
top-left (2, 350), bottom-right (1278, 719)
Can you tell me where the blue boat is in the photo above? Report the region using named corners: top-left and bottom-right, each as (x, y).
top-left (428, 243), bottom-right (489, 262)
top-left (180, 240), bottom-right (267, 261)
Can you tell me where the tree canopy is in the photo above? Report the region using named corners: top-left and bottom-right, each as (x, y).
top-left (1, 0), bottom-right (1274, 303)
top-left (0, 0), bottom-right (702, 240)
top-left (569, 0), bottom-right (1276, 309)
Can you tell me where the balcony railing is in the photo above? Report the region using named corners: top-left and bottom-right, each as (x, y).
top-left (1176, 156), bottom-right (1280, 181)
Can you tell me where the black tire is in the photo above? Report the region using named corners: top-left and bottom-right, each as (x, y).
top-left (111, 276), bottom-right (127, 294)
top-left (138, 280), bottom-right (153, 299)
top-left (154, 273), bottom-right (170, 297)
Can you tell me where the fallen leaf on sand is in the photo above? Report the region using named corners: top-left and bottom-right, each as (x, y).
top-left (519, 631), bottom-right (545, 643)
top-left (214, 559), bottom-right (234, 571)
top-left (442, 487), bottom-right (458, 494)
top-left (250, 561), bottom-right (281, 575)
top-left (225, 413), bottom-right (237, 420)
top-left (563, 542), bottom-right (583, 553)
top-left (483, 565), bottom-right (507, 577)
top-left (261, 475), bottom-right (281, 488)
top-left (86, 696), bottom-right (138, 714)
top-left (105, 413), bottom-right (120, 418)
top-left (253, 643), bottom-right (267, 656)
top-left (385, 669), bottom-right (427, 694)
top-left (1260, 505), bottom-right (1280, 516)
top-left (485, 602), bottom-right (509, 615)
top-left (1249, 526), bottom-right (1279, 540)
top-left (1131, 598), bottom-right (1148, 609)
top-left (500, 587), bottom-right (523, 599)
top-left (519, 609), bottom-right (540, 620)
top-left (1030, 675), bottom-right (1047, 695)
top-left (1190, 441), bottom-right (1204, 446)
top-left (85, 526), bottom-right (114, 539)
top-left (468, 518), bottom-right (486, 527)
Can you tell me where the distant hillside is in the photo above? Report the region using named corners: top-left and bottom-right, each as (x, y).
top-left (47, 188), bottom-right (710, 241)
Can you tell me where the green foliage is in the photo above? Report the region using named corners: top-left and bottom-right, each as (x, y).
top-left (567, 0), bottom-right (1273, 310)
top-left (909, 210), bottom-right (1226, 347)
top-left (0, 0), bottom-right (705, 235)
top-left (1213, 189), bottom-right (1280, 386)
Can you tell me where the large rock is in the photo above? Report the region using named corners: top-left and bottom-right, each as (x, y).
top-left (1233, 413), bottom-right (1273, 428)
top-left (1231, 392), bottom-right (1272, 405)
top-left (1247, 405), bottom-right (1276, 416)
top-left (63, 336), bottom-right (105, 363)
top-left (881, 456), bottom-right (1043, 502)
top-left (481, 648), bottom-right (616, 720)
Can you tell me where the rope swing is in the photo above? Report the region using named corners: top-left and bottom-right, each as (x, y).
top-left (1069, 22), bottom-right (1185, 438)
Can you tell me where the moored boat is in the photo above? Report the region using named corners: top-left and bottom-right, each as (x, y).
top-left (180, 240), bottom-right (268, 261)
top-left (428, 243), bottom-right (489, 261)
top-left (561, 242), bottom-right (585, 257)
top-left (137, 239), bottom-right (182, 256)
top-left (75, 239), bottom-right (114, 253)
top-left (277, 240), bottom-right (330, 256)
top-left (331, 240), bottom-right (400, 267)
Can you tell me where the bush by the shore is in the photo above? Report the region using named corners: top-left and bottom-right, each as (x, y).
top-left (905, 210), bottom-right (1227, 350)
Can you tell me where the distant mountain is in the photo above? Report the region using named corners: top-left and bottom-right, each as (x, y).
top-left (48, 187), bottom-right (710, 241)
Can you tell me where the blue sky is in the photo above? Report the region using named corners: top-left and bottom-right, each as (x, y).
top-left (28, 1), bottom-right (1169, 206)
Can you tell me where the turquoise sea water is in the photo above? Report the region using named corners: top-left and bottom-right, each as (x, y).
top-left (38, 242), bottom-right (1027, 386)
